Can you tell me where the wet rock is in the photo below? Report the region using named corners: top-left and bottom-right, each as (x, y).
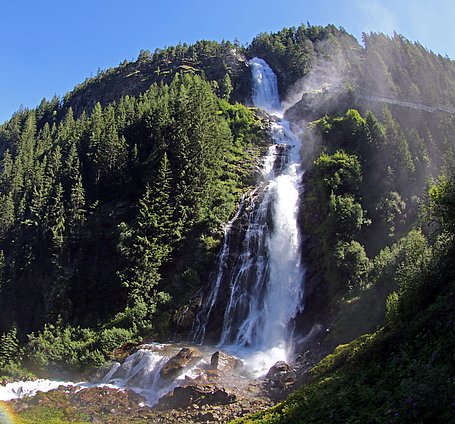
top-left (173, 300), bottom-right (200, 333)
top-left (265, 361), bottom-right (296, 390)
top-left (156, 384), bottom-right (236, 410)
top-left (198, 411), bottom-right (215, 422)
top-left (210, 351), bottom-right (244, 372)
top-left (266, 361), bottom-right (291, 376)
top-left (110, 342), bottom-right (139, 362)
top-left (160, 347), bottom-right (203, 380)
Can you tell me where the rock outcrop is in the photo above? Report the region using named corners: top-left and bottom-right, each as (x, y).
top-left (160, 347), bottom-right (203, 380)
top-left (156, 384), bottom-right (236, 409)
top-left (210, 351), bottom-right (244, 372)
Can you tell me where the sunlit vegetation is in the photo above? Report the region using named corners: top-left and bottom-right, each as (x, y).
top-left (0, 73), bottom-right (265, 377)
top-left (0, 21), bottom-right (453, 423)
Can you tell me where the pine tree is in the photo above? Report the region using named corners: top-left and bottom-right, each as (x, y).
top-left (68, 174), bottom-right (86, 235)
top-left (150, 152), bottom-right (174, 249)
top-left (87, 102), bottom-right (104, 183)
top-left (65, 142), bottom-right (81, 183)
top-left (0, 193), bottom-right (15, 235)
top-left (36, 122), bottom-right (53, 157)
top-left (119, 175), bottom-right (172, 307)
top-left (49, 183), bottom-right (66, 249)
top-left (0, 250), bottom-right (5, 289)
top-left (221, 73), bottom-right (233, 100)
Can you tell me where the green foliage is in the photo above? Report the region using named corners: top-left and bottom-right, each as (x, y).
top-left (328, 194), bottom-right (364, 238)
top-left (26, 320), bottom-right (134, 373)
top-left (15, 403), bottom-right (90, 424)
top-left (118, 182), bottom-right (171, 306)
top-left (428, 175), bottom-right (455, 232)
top-left (0, 70), bottom-right (264, 344)
top-left (236, 238), bottom-right (455, 424)
top-left (221, 73), bottom-right (233, 100)
top-left (248, 24), bottom-right (360, 94)
top-left (97, 327), bottom-right (135, 355)
top-left (0, 23), bottom-right (453, 391)
top-left (361, 32), bottom-right (455, 108)
top-left (333, 240), bottom-right (370, 290)
top-left (0, 326), bottom-right (24, 369)
top-left (301, 149), bottom-right (368, 292)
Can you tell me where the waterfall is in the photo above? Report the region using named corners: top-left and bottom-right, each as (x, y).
top-left (1, 58), bottom-right (306, 406)
top-left (194, 57), bottom-right (305, 376)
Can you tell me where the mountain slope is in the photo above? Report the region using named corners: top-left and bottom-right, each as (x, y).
top-left (0, 22), bottom-right (453, 423)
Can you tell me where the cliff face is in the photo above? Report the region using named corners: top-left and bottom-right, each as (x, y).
top-left (62, 47), bottom-right (252, 117)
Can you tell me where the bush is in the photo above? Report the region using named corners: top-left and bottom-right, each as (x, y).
top-left (333, 240), bottom-right (370, 290)
top-left (26, 320), bottom-right (135, 373)
top-left (0, 326), bottom-right (23, 368)
top-left (97, 327), bottom-right (133, 353)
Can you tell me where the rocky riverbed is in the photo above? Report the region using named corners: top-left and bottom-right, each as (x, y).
top-left (2, 342), bottom-right (325, 423)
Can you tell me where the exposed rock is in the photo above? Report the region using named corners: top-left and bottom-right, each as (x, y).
top-left (109, 342), bottom-right (139, 362)
top-left (266, 361), bottom-right (291, 376)
top-left (10, 375), bottom-right (274, 423)
top-left (173, 297), bottom-right (201, 334)
top-left (156, 384), bottom-right (236, 410)
top-left (210, 351), bottom-right (244, 372)
top-left (265, 361), bottom-right (297, 392)
top-left (160, 347), bottom-right (203, 380)
top-left (63, 48), bottom-right (252, 119)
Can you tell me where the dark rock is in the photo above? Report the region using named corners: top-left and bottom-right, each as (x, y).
top-left (266, 361), bottom-right (291, 376)
top-left (173, 300), bottom-right (200, 333)
top-left (160, 347), bottom-right (203, 380)
top-left (265, 361), bottom-right (296, 391)
top-left (198, 411), bottom-right (215, 422)
top-left (110, 342), bottom-right (140, 362)
top-left (156, 384), bottom-right (236, 410)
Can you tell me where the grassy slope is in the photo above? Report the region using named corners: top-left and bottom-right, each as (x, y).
top-left (235, 267), bottom-right (454, 423)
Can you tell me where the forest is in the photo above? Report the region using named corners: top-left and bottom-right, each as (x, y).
top-left (0, 22), bottom-right (453, 423)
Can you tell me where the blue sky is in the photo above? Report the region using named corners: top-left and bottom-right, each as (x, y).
top-left (1, 0), bottom-right (453, 123)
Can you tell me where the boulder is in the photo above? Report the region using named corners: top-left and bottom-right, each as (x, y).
top-left (156, 384), bottom-right (236, 410)
top-left (210, 351), bottom-right (244, 372)
top-left (265, 361), bottom-right (296, 389)
top-left (160, 347), bottom-right (203, 380)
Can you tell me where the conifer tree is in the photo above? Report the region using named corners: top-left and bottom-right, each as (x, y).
top-left (48, 183), bottom-right (66, 249)
top-left (221, 73), bottom-right (233, 100)
top-left (119, 172), bottom-right (172, 309)
top-left (68, 174), bottom-right (86, 235)
top-left (0, 193), bottom-right (15, 234)
top-left (0, 250), bottom-right (4, 289)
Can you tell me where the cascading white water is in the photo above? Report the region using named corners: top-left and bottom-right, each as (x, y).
top-left (194, 57), bottom-right (305, 376)
top-left (0, 344), bottom-right (206, 406)
top-left (0, 379), bottom-right (78, 401)
top-left (101, 343), bottom-right (205, 406)
top-left (3, 58), bottom-right (306, 406)
top-left (250, 58), bottom-right (282, 115)
top-left (229, 58), bottom-right (304, 374)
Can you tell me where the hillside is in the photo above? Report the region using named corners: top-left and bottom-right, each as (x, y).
top-left (0, 23), bottom-right (453, 423)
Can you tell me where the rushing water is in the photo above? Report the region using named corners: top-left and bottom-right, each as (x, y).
top-left (0, 344), bottom-right (206, 406)
top-left (1, 57), bottom-right (306, 404)
top-left (194, 57), bottom-right (305, 376)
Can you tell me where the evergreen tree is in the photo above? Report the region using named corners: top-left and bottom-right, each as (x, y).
top-left (118, 175), bottom-right (172, 310)
top-left (48, 183), bottom-right (66, 250)
top-left (68, 174), bottom-right (86, 236)
top-left (221, 73), bottom-right (233, 100)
